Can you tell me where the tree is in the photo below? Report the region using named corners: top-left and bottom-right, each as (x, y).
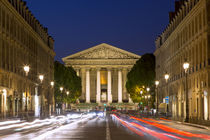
top-left (126, 53), bottom-right (155, 106)
top-left (54, 61), bottom-right (81, 104)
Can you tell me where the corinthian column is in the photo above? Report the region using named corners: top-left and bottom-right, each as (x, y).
top-left (96, 69), bottom-right (101, 104)
top-left (107, 69), bottom-right (112, 103)
top-left (118, 69), bottom-right (122, 103)
top-left (86, 69), bottom-right (90, 103)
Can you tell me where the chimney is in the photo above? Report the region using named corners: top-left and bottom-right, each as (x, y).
top-left (175, 0), bottom-right (186, 13)
top-left (169, 12), bottom-right (175, 22)
top-left (175, 1), bottom-right (181, 12)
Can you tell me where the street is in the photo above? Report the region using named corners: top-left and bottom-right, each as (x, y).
top-left (0, 112), bottom-right (210, 140)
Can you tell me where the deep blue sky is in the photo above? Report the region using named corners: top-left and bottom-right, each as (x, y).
top-left (25, 0), bottom-right (174, 62)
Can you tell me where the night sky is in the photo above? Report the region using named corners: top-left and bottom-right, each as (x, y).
top-left (25, 0), bottom-right (174, 62)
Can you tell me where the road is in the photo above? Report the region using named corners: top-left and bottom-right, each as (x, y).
top-left (0, 112), bottom-right (210, 140)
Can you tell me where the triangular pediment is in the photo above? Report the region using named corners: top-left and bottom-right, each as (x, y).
top-left (62, 43), bottom-right (140, 61)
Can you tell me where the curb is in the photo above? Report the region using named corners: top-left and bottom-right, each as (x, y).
top-left (175, 121), bottom-right (210, 130)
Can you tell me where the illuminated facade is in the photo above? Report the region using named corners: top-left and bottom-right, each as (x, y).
top-left (0, 0), bottom-right (55, 118)
top-left (155, 0), bottom-right (210, 123)
top-left (63, 43), bottom-right (140, 107)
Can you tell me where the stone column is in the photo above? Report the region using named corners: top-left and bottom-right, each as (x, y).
top-left (81, 68), bottom-right (86, 101)
top-left (123, 68), bottom-right (131, 102)
top-left (76, 69), bottom-right (80, 76)
top-left (118, 69), bottom-right (122, 103)
top-left (86, 69), bottom-right (90, 103)
top-left (107, 69), bottom-right (112, 103)
top-left (96, 69), bottom-right (101, 104)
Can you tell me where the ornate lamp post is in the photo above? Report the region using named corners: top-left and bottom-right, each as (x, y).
top-left (39, 75), bottom-right (44, 83)
top-left (39, 75), bottom-right (44, 117)
top-left (155, 80), bottom-right (159, 115)
top-left (164, 73), bottom-right (169, 115)
top-left (140, 90), bottom-right (143, 95)
top-left (23, 66), bottom-right (30, 117)
top-left (50, 81), bottom-right (54, 88)
top-left (146, 87), bottom-right (150, 108)
top-left (183, 61), bottom-right (189, 122)
top-left (60, 87), bottom-right (63, 92)
top-left (23, 66), bottom-right (30, 76)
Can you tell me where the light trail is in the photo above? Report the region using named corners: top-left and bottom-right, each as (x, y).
top-left (0, 120), bottom-right (23, 126)
top-left (31, 115), bottom-right (95, 140)
top-left (131, 116), bottom-right (210, 139)
top-left (112, 114), bottom-right (144, 137)
top-left (113, 114), bottom-right (191, 140)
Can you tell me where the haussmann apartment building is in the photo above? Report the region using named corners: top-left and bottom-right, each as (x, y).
top-left (155, 0), bottom-right (210, 124)
top-left (0, 0), bottom-right (55, 119)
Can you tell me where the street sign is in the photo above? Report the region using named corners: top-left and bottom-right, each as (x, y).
top-left (164, 96), bottom-right (169, 104)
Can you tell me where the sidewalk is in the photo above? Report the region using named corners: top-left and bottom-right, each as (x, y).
top-left (173, 120), bottom-right (210, 130)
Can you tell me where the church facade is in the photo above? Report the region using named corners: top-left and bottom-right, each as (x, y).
top-left (62, 43), bottom-right (140, 106)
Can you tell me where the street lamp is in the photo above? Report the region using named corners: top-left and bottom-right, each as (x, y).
top-left (38, 75), bottom-right (44, 117)
top-left (155, 81), bottom-right (159, 86)
top-left (66, 91), bottom-right (69, 95)
top-left (164, 73), bottom-right (169, 115)
top-left (146, 88), bottom-right (150, 92)
top-left (140, 91), bottom-right (143, 94)
top-left (183, 62), bottom-right (190, 73)
top-left (23, 65), bottom-right (30, 76)
top-left (50, 81), bottom-right (54, 87)
top-left (23, 65), bottom-right (30, 117)
top-left (164, 74), bottom-right (169, 82)
top-left (155, 80), bottom-right (159, 115)
top-left (60, 87), bottom-right (63, 92)
top-left (39, 75), bottom-right (44, 83)
top-left (183, 61), bottom-right (190, 122)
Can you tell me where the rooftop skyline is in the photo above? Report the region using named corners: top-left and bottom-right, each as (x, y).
top-left (25, 0), bottom-right (174, 62)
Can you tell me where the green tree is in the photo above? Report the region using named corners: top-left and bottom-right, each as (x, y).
top-left (54, 61), bottom-right (81, 104)
top-left (126, 53), bottom-right (155, 105)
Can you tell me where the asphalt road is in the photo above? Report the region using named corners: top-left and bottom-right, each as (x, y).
top-left (0, 112), bottom-right (210, 140)
top-left (43, 114), bottom-right (143, 140)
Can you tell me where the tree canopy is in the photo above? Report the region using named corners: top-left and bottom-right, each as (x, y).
top-left (54, 61), bottom-right (81, 104)
top-left (126, 53), bottom-right (155, 103)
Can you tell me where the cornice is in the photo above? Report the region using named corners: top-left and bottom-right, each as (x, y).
top-left (1, 0), bottom-right (55, 55)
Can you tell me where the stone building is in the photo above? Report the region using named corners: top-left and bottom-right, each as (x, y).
top-left (0, 0), bottom-right (55, 118)
top-left (62, 43), bottom-right (140, 108)
top-left (155, 0), bottom-right (210, 123)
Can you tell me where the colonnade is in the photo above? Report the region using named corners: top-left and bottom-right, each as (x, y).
top-left (76, 68), bottom-right (131, 104)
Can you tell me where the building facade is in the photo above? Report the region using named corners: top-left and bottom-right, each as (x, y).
top-left (0, 0), bottom-right (55, 118)
top-left (63, 43), bottom-right (140, 108)
top-left (155, 0), bottom-right (210, 123)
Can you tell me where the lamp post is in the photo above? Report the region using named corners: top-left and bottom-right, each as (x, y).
top-left (23, 66), bottom-right (30, 76)
top-left (23, 66), bottom-right (30, 117)
top-left (164, 73), bottom-right (169, 115)
top-left (183, 61), bottom-right (189, 122)
top-left (155, 80), bottom-right (159, 115)
top-left (50, 81), bottom-right (54, 88)
top-left (146, 87), bottom-right (150, 109)
top-left (60, 87), bottom-right (63, 92)
top-left (60, 87), bottom-right (64, 114)
top-left (140, 90), bottom-right (143, 95)
top-left (39, 75), bottom-right (44, 117)
top-left (50, 81), bottom-right (54, 115)
top-left (39, 75), bottom-right (44, 83)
